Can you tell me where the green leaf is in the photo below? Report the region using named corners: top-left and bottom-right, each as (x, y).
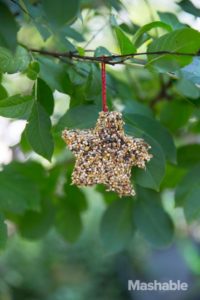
top-left (181, 58), bottom-right (200, 85)
top-left (6, 161), bottom-right (48, 192)
top-left (176, 78), bottom-right (200, 99)
top-left (0, 163), bottom-right (41, 214)
top-left (65, 61), bottom-right (96, 104)
top-left (107, 0), bottom-right (122, 11)
top-left (18, 198), bottom-right (55, 239)
top-left (64, 172), bottom-right (87, 212)
top-left (120, 23), bottom-right (139, 35)
top-left (177, 144), bottom-right (200, 168)
top-left (147, 28), bottom-right (200, 72)
top-left (179, 0), bottom-right (200, 17)
top-left (20, 130), bottom-right (32, 153)
top-left (45, 165), bottom-right (62, 194)
top-left (55, 200), bottom-right (82, 243)
top-left (26, 102), bottom-right (54, 161)
top-left (115, 27), bottom-right (136, 54)
top-left (68, 63), bottom-right (90, 86)
top-left (50, 32), bottom-right (76, 52)
top-left (94, 47), bottom-right (112, 57)
top-left (64, 185), bottom-right (87, 212)
top-left (38, 56), bottom-right (71, 93)
top-left (0, 84), bottom-right (8, 100)
top-left (100, 198), bottom-right (134, 253)
top-left (175, 164), bottom-right (200, 206)
top-left (37, 78), bottom-right (54, 115)
top-left (161, 164), bottom-right (187, 189)
top-left (55, 104), bottom-right (99, 132)
top-left (134, 138), bottom-right (165, 191)
top-left (160, 101), bottom-right (193, 132)
top-left (61, 26), bottom-right (84, 42)
top-left (77, 46), bottom-right (85, 56)
top-left (97, 185), bottom-right (118, 204)
top-left (123, 99), bottom-right (153, 118)
top-left (110, 14), bottom-right (118, 27)
top-left (133, 21), bottom-right (172, 47)
top-left (0, 214), bottom-right (7, 249)
top-left (126, 124), bottom-right (165, 191)
top-left (188, 120), bottom-right (200, 133)
top-left (85, 64), bottom-right (102, 100)
top-left (0, 2), bottom-right (18, 50)
top-left (0, 47), bottom-right (12, 72)
top-left (125, 113), bottom-right (176, 163)
top-left (14, 46), bottom-right (31, 72)
top-left (0, 95), bottom-right (33, 119)
top-left (175, 165), bottom-right (200, 222)
top-left (26, 61), bottom-right (40, 80)
top-left (134, 187), bottom-right (174, 247)
top-left (158, 12), bottom-right (185, 30)
top-left (42, 0), bottom-right (80, 28)
top-left (0, 46), bottom-right (30, 74)
top-left (22, 0), bottom-right (52, 40)
top-left (184, 186), bottom-right (200, 222)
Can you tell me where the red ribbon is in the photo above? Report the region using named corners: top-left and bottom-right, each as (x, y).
top-left (101, 58), bottom-right (108, 112)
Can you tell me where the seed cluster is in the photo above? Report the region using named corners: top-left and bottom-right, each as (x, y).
top-left (62, 111), bottom-right (152, 197)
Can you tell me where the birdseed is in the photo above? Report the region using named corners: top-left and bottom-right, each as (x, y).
top-left (62, 111), bottom-right (152, 197)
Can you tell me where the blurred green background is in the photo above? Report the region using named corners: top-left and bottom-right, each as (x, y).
top-left (1, 0), bottom-right (200, 299)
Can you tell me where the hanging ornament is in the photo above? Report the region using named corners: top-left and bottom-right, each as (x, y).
top-left (62, 59), bottom-right (152, 196)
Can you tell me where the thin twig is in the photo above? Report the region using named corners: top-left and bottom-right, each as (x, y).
top-left (83, 21), bottom-right (109, 49)
top-left (30, 48), bottom-right (199, 65)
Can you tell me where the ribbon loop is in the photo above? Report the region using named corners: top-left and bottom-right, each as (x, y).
top-left (101, 58), bottom-right (108, 112)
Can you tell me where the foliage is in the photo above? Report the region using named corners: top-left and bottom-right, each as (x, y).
top-left (0, 0), bottom-right (200, 253)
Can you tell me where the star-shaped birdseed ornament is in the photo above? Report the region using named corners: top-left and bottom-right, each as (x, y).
top-left (62, 111), bottom-right (152, 197)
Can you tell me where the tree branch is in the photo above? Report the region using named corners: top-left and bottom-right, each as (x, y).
top-left (29, 48), bottom-right (200, 65)
top-left (150, 77), bottom-right (174, 107)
